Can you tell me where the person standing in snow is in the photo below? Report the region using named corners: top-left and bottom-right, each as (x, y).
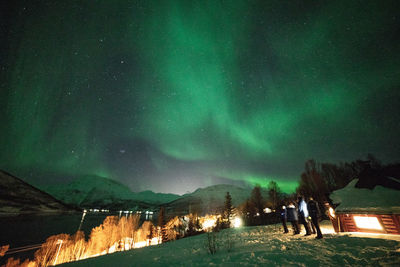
top-left (307, 197), bottom-right (323, 239)
top-left (286, 202), bottom-right (300, 234)
top-left (280, 205), bottom-right (289, 234)
top-left (309, 218), bottom-right (316, 234)
top-left (297, 196), bottom-right (312, 236)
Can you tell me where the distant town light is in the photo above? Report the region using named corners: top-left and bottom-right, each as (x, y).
top-left (264, 208), bottom-right (272, 214)
top-left (202, 218), bottom-right (216, 229)
top-left (353, 216), bottom-right (383, 230)
top-left (233, 217), bottom-right (242, 228)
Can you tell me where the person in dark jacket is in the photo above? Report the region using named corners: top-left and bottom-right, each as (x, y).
top-left (298, 196), bottom-right (312, 236)
top-left (286, 202), bottom-right (300, 235)
top-left (280, 205), bottom-right (289, 233)
top-left (307, 197), bottom-right (323, 239)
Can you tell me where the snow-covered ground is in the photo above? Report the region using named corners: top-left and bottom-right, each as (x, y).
top-left (63, 221), bottom-right (400, 266)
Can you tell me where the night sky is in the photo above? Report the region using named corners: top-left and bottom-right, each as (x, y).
top-left (1, 0), bottom-right (399, 194)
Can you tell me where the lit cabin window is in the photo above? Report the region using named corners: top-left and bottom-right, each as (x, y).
top-left (353, 216), bottom-right (383, 230)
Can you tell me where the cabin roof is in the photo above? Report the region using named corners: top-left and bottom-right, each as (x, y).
top-left (330, 179), bottom-right (400, 214)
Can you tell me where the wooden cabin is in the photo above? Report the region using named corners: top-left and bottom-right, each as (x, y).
top-left (336, 213), bottom-right (400, 235)
top-left (330, 179), bottom-right (400, 235)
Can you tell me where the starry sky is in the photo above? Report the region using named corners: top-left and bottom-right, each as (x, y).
top-left (1, 0), bottom-right (399, 195)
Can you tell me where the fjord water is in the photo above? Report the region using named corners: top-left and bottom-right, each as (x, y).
top-left (0, 212), bottom-right (154, 264)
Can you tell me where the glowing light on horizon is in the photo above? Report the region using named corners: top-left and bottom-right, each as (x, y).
top-left (233, 217), bottom-right (242, 228)
top-left (263, 208), bottom-right (272, 214)
top-left (202, 218), bottom-right (217, 229)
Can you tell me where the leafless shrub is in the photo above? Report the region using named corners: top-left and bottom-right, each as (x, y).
top-left (206, 232), bottom-right (217, 255)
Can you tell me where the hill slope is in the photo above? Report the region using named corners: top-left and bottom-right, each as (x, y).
top-left (0, 170), bottom-right (75, 214)
top-left (165, 184), bottom-right (265, 215)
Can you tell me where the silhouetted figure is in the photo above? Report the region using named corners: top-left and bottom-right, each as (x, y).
top-left (298, 196), bottom-right (312, 236)
top-left (286, 203), bottom-right (300, 235)
top-left (307, 197), bottom-right (323, 239)
top-left (310, 218), bottom-right (316, 234)
top-left (280, 205), bottom-right (289, 233)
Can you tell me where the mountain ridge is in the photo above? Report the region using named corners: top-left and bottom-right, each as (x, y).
top-left (1, 170), bottom-right (272, 215)
top-left (44, 175), bottom-right (181, 208)
top-left (0, 170), bottom-right (76, 214)
top-left (165, 183), bottom-right (270, 216)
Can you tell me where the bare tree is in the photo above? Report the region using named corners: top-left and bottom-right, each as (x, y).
top-left (267, 181), bottom-right (281, 210)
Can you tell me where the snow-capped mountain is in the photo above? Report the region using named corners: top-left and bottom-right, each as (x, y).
top-left (0, 170), bottom-right (75, 214)
top-left (2, 170), bottom-right (270, 214)
top-left (44, 175), bottom-right (180, 208)
top-left (45, 175), bottom-right (136, 206)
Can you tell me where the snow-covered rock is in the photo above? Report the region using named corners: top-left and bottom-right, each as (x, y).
top-left (330, 179), bottom-right (400, 213)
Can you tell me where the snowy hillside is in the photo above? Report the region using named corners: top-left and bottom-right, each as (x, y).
top-left (0, 170), bottom-right (75, 214)
top-left (330, 179), bottom-right (400, 213)
top-left (63, 221), bottom-right (400, 266)
top-left (165, 184), bottom-right (267, 215)
top-left (45, 175), bottom-right (180, 208)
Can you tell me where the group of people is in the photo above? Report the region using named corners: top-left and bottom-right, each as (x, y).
top-left (280, 196), bottom-right (323, 239)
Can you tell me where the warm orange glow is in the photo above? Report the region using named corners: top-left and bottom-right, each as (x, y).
top-left (353, 216), bottom-right (383, 230)
top-left (5, 215), bottom-right (162, 267)
top-left (198, 214), bottom-right (220, 231)
top-left (107, 237), bottom-right (160, 254)
top-left (319, 224), bottom-right (336, 234)
top-left (202, 218), bottom-right (216, 229)
top-left (6, 213), bottom-right (232, 266)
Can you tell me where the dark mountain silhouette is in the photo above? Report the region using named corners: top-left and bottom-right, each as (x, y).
top-left (355, 163), bottom-right (400, 190)
top-left (0, 170), bottom-right (76, 214)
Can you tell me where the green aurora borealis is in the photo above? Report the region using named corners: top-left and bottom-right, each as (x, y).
top-left (1, 0), bottom-right (399, 194)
